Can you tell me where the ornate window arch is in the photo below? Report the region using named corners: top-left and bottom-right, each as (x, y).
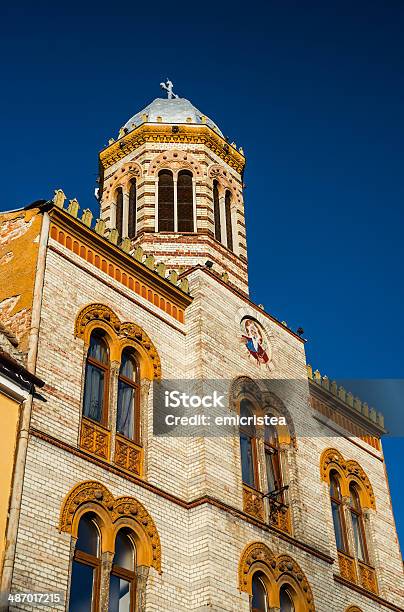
top-left (230, 377), bottom-right (293, 533)
top-left (320, 448), bottom-right (375, 510)
top-left (75, 303), bottom-right (161, 379)
top-left (75, 304), bottom-right (161, 475)
top-left (320, 448), bottom-right (378, 594)
top-left (102, 161), bottom-right (142, 204)
top-left (238, 542), bottom-right (315, 611)
top-left (61, 481), bottom-right (161, 611)
top-left (345, 607), bottom-right (363, 612)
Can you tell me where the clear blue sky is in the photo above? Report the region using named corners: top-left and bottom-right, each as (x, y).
top-left (1, 2), bottom-right (403, 550)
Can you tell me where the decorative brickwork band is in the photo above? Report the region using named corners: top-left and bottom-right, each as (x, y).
top-left (59, 481), bottom-right (161, 572)
top-left (75, 302), bottom-right (161, 379)
top-left (320, 448), bottom-right (376, 510)
top-left (238, 542), bottom-right (315, 611)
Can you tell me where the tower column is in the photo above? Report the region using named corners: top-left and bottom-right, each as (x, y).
top-left (110, 200), bottom-right (116, 230)
top-left (122, 191), bottom-right (129, 238)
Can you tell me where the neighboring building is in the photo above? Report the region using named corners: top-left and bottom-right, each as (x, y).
top-left (0, 84), bottom-right (403, 611)
top-left (0, 324), bottom-right (43, 589)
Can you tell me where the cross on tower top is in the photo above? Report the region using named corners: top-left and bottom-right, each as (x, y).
top-left (160, 79), bottom-right (179, 99)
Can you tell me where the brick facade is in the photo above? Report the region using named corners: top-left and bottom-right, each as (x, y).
top-left (1, 97), bottom-right (403, 611)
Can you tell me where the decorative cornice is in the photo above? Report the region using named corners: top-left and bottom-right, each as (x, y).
top-left (99, 124), bottom-right (245, 174)
top-left (307, 365), bottom-right (385, 435)
top-left (47, 199), bottom-right (192, 321)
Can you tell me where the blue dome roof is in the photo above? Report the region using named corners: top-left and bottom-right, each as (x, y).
top-left (123, 97), bottom-right (223, 136)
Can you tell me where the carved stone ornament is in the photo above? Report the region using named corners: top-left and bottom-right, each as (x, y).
top-left (320, 448), bottom-right (375, 509)
top-left (59, 481), bottom-right (161, 572)
top-left (103, 161), bottom-right (142, 201)
top-left (207, 163), bottom-right (242, 203)
top-left (75, 303), bottom-right (161, 379)
top-left (238, 542), bottom-right (315, 611)
top-left (148, 149), bottom-right (203, 177)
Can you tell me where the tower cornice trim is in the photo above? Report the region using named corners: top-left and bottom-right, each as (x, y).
top-left (99, 124), bottom-right (245, 174)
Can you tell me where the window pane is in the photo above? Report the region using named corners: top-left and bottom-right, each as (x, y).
top-left (225, 190), bottom-right (233, 251)
top-left (128, 181), bottom-right (137, 239)
top-left (265, 450), bottom-right (276, 493)
top-left (77, 515), bottom-right (99, 556)
top-left (120, 351), bottom-right (138, 381)
top-left (264, 422), bottom-right (278, 446)
top-left (89, 334), bottom-right (108, 364)
top-left (158, 171), bottom-right (174, 232)
top-left (116, 188), bottom-right (123, 237)
top-left (251, 573), bottom-right (267, 611)
top-left (114, 531), bottom-right (135, 571)
top-left (240, 434), bottom-right (255, 487)
top-left (240, 400), bottom-right (256, 437)
top-left (69, 560), bottom-right (94, 612)
top-left (117, 381), bottom-right (135, 439)
top-left (351, 512), bottom-right (366, 561)
top-left (108, 575), bottom-right (131, 612)
top-left (331, 501), bottom-right (345, 551)
top-left (330, 474), bottom-right (341, 500)
top-left (83, 363), bottom-right (104, 422)
top-left (280, 586), bottom-right (295, 612)
top-left (349, 486), bottom-right (360, 511)
top-left (177, 171), bottom-right (194, 232)
top-left (213, 181), bottom-right (221, 241)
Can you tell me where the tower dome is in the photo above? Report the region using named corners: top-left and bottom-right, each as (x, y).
top-left (122, 97), bottom-right (223, 136)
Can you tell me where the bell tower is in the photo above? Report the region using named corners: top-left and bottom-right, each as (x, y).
top-left (98, 82), bottom-right (249, 293)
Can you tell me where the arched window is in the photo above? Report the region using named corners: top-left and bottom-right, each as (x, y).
top-left (115, 187), bottom-right (123, 237)
top-left (177, 170), bottom-right (194, 232)
top-left (158, 170), bottom-right (174, 232)
top-left (69, 513), bottom-right (100, 611)
top-left (128, 179), bottom-right (137, 239)
top-left (251, 572), bottom-right (268, 612)
top-left (109, 529), bottom-right (136, 612)
top-left (264, 417), bottom-right (282, 499)
top-left (225, 190), bottom-right (233, 251)
top-left (330, 471), bottom-right (347, 552)
top-left (83, 330), bottom-right (109, 425)
top-left (213, 180), bottom-right (221, 241)
top-left (239, 399), bottom-right (257, 489)
top-left (117, 348), bottom-right (140, 442)
top-left (279, 585), bottom-right (295, 612)
top-left (350, 484), bottom-right (368, 562)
